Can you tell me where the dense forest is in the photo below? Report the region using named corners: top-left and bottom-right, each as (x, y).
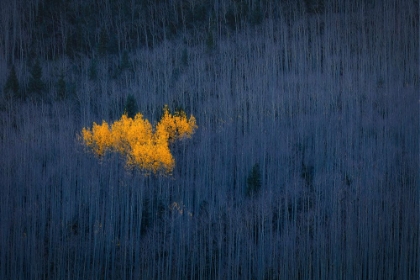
top-left (0, 0), bottom-right (418, 279)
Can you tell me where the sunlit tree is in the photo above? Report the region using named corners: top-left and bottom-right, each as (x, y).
top-left (81, 106), bottom-right (197, 174)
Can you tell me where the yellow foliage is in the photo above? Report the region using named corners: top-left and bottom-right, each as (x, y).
top-left (80, 106), bottom-right (197, 174)
top-left (81, 121), bottom-right (112, 156)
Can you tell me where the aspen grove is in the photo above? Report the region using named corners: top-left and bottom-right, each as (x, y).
top-left (0, 0), bottom-right (418, 279)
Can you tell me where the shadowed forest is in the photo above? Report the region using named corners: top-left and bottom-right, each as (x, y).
top-left (0, 0), bottom-right (418, 279)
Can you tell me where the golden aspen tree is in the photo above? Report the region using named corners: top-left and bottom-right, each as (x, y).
top-left (80, 106), bottom-right (197, 174)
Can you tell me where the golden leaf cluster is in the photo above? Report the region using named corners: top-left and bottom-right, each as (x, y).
top-left (81, 106), bottom-right (197, 174)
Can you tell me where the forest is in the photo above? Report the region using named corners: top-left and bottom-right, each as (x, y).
top-left (0, 0), bottom-right (418, 279)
